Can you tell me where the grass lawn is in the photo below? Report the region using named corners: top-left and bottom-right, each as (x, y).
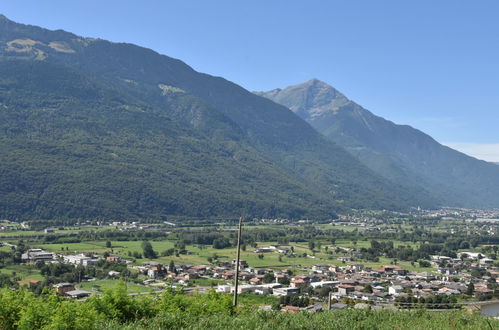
top-left (0, 245), bottom-right (13, 252)
top-left (161, 241), bottom-right (329, 269)
top-left (38, 241), bottom-right (109, 253)
top-left (317, 224), bottom-right (367, 232)
top-left (0, 264), bottom-right (44, 281)
top-left (77, 279), bottom-right (155, 294)
top-left (0, 230), bottom-right (42, 237)
top-left (332, 239), bottom-right (419, 249)
top-left (362, 257), bottom-right (435, 272)
top-left (0, 226), bottom-right (118, 238)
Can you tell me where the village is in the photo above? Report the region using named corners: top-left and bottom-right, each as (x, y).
top-left (18, 241), bottom-right (499, 316)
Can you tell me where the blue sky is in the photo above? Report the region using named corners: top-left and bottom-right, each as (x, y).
top-left (2, 1), bottom-right (499, 160)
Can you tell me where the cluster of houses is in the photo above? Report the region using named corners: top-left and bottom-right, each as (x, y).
top-left (150, 256), bottom-right (498, 307)
top-left (18, 245), bottom-right (498, 315)
top-left (118, 257), bottom-right (498, 307)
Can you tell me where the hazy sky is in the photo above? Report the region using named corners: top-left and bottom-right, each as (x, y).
top-left (2, 1), bottom-right (499, 161)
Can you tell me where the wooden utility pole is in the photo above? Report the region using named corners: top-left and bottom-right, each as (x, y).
top-left (233, 216), bottom-right (243, 307)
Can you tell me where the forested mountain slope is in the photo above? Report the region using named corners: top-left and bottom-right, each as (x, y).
top-left (257, 79), bottom-right (499, 209)
top-left (0, 15), bottom-right (436, 220)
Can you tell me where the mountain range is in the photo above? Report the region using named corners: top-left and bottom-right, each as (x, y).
top-left (0, 15), bottom-right (437, 221)
top-left (256, 79), bottom-right (499, 209)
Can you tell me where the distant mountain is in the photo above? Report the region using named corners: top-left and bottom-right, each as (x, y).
top-left (0, 15), bottom-right (435, 220)
top-left (256, 79), bottom-right (499, 209)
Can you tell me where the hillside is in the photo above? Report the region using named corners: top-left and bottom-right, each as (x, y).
top-left (257, 79), bottom-right (499, 208)
top-left (0, 15), bottom-right (436, 220)
top-left (0, 60), bottom-right (340, 220)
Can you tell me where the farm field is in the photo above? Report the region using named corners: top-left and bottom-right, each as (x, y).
top-left (77, 279), bottom-right (156, 294)
top-left (0, 226), bottom-right (119, 238)
top-left (32, 238), bottom-right (436, 274)
top-left (0, 264), bottom-right (44, 281)
top-left (0, 245), bottom-right (13, 252)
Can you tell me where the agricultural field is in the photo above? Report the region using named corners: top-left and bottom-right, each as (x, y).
top-left (31, 238), bottom-right (436, 273)
top-left (0, 264), bottom-right (44, 282)
top-left (77, 279), bottom-right (156, 294)
top-left (0, 225), bottom-right (119, 238)
top-left (0, 245), bottom-right (13, 252)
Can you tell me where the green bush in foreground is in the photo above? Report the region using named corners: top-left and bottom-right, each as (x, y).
top-left (104, 309), bottom-right (497, 330)
top-left (0, 285), bottom-right (496, 329)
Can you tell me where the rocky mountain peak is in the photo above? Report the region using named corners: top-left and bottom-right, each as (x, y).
top-left (256, 79), bottom-right (352, 119)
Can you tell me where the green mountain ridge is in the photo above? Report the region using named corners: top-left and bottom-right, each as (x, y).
top-left (0, 16), bottom-right (436, 220)
top-left (256, 79), bottom-right (499, 209)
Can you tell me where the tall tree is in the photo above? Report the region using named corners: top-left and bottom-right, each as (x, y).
top-left (141, 241), bottom-right (157, 259)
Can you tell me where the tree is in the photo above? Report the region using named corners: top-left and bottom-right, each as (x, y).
top-left (362, 284), bottom-right (373, 293)
top-left (161, 248), bottom-right (175, 257)
top-left (459, 241), bottom-right (470, 249)
top-left (169, 260), bottom-right (175, 272)
top-left (105, 241), bottom-right (112, 248)
top-left (212, 238), bottom-right (230, 249)
top-left (318, 286), bottom-right (332, 297)
top-left (419, 260), bottom-right (431, 268)
top-left (308, 241), bottom-right (315, 251)
top-left (466, 282), bottom-right (475, 296)
top-left (262, 273), bottom-right (275, 283)
top-left (132, 251), bottom-right (142, 259)
top-left (141, 241), bottom-right (157, 259)
top-left (174, 240), bottom-right (186, 251)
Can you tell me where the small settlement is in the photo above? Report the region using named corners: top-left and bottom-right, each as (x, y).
top-left (19, 244), bottom-right (499, 316)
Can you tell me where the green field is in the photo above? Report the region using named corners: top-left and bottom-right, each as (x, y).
top-left (0, 225), bottom-right (119, 238)
top-left (77, 279), bottom-right (155, 294)
top-left (32, 237), bottom-right (435, 273)
top-left (0, 264), bottom-right (44, 281)
top-left (0, 245), bottom-right (13, 252)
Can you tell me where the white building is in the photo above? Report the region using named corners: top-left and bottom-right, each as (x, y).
top-left (21, 249), bottom-right (54, 262)
top-left (272, 287), bottom-right (300, 296)
top-left (388, 285), bottom-right (404, 295)
top-left (216, 285), bottom-right (231, 293)
top-left (309, 281), bottom-right (338, 289)
top-left (63, 254), bottom-right (98, 266)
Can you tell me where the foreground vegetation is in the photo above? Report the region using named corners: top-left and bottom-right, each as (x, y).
top-left (0, 286), bottom-right (496, 330)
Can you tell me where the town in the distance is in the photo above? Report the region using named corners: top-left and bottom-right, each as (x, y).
top-left (1, 207), bottom-right (498, 316)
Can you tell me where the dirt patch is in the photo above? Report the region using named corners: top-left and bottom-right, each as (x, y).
top-left (48, 41), bottom-right (76, 53)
